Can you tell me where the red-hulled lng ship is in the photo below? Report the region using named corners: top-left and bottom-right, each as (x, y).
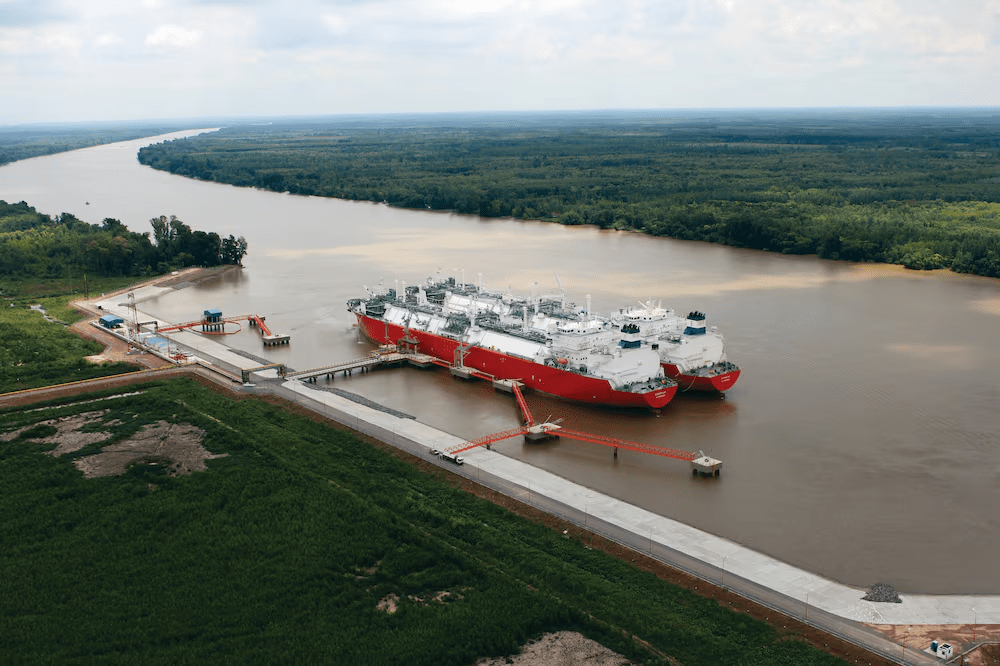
top-left (609, 302), bottom-right (741, 392)
top-left (349, 276), bottom-right (741, 406)
top-left (348, 279), bottom-right (677, 409)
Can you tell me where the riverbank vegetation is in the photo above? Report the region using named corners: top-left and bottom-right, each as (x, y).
top-left (137, 109), bottom-right (1000, 277)
top-left (0, 201), bottom-right (248, 279)
top-left (0, 377), bottom-right (848, 665)
top-left (0, 121), bottom-right (192, 166)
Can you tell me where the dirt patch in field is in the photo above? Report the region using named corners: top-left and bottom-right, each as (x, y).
top-left (0, 410), bottom-right (111, 454)
top-left (1, 407), bottom-right (227, 478)
top-left (376, 593), bottom-right (400, 614)
top-left (476, 631), bottom-right (631, 666)
top-left (408, 590), bottom-right (464, 606)
top-left (72, 420), bottom-right (226, 478)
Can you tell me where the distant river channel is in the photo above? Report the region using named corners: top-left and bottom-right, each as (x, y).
top-left (3, 130), bottom-right (999, 594)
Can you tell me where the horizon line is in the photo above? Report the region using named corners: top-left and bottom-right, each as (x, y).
top-left (5, 105), bottom-right (1000, 129)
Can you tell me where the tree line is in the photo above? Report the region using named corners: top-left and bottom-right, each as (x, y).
top-left (137, 110), bottom-right (1000, 278)
top-left (0, 121), bottom-right (191, 166)
top-left (0, 201), bottom-right (247, 279)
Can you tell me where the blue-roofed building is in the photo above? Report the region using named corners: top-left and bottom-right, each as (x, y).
top-left (204, 309), bottom-right (223, 323)
top-left (99, 314), bottom-right (124, 329)
top-left (145, 336), bottom-right (169, 351)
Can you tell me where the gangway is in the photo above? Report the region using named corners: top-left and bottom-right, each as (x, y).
top-left (511, 382), bottom-right (533, 426)
top-left (248, 315), bottom-right (271, 336)
top-left (248, 315), bottom-right (290, 346)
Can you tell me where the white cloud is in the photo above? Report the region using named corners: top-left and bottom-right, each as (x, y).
top-left (436, 0), bottom-right (511, 13)
top-left (144, 24), bottom-right (201, 48)
top-left (40, 32), bottom-right (79, 50)
top-left (321, 14), bottom-right (349, 35)
top-left (0, 0), bottom-right (997, 122)
top-left (95, 32), bottom-right (126, 47)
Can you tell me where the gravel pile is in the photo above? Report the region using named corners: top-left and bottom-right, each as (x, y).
top-left (863, 583), bottom-right (902, 603)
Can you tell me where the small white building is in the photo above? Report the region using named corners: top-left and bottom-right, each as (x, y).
top-left (929, 640), bottom-right (953, 659)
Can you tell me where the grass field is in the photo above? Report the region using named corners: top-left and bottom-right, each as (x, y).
top-left (0, 275), bottom-right (162, 392)
top-left (0, 378), bottom-right (849, 665)
top-left (0, 304), bottom-right (136, 392)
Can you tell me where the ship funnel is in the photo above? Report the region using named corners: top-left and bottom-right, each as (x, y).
top-left (395, 279), bottom-right (399, 301)
top-left (683, 311), bottom-right (707, 336)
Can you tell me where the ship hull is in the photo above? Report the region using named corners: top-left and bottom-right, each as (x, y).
top-left (356, 314), bottom-right (676, 409)
top-left (663, 364), bottom-right (741, 393)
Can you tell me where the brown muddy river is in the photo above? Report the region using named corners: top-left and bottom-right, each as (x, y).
top-left (3, 130), bottom-right (999, 594)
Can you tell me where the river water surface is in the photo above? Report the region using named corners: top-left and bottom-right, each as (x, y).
top-left (3, 130), bottom-right (999, 594)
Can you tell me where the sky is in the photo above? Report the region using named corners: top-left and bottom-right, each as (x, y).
top-left (1, 0), bottom-right (998, 124)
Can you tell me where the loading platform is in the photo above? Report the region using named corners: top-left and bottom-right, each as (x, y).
top-left (156, 312), bottom-right (289, 346)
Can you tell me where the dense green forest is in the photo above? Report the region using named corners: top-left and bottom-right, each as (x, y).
top-left (0, 121), bottom-right (193, 166)
top-left (0, 201), bottom-right (247, 279)
top-left (137, 110), bottom-right (1000, 277)
top-left (0, 377), bottom-right (848, 665)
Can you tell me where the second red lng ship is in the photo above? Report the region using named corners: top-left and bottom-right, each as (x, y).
top-left (348, 276), bottom-right (739, 410)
